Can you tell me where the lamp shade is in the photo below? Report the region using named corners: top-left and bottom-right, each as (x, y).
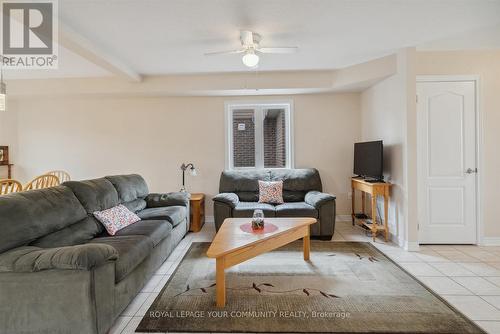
top-left (242, 51), bottom-right (259, 68)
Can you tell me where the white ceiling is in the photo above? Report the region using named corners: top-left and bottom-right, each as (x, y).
top-left (418, 23), bottom-right (500, 51)
top-left (6, 0), bottom-right (500, 79)
top-left (5, 45), bottom-right (111, 79)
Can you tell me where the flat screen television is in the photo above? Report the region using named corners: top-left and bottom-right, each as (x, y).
top-left (353, 140), bottom-right (383, 181)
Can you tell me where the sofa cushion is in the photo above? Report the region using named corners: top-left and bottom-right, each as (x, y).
top-left (90, 235), bottom-right (153, 282)
top-left (138, 206), bottom-right (187, 227)
top-left (233, 202), bottom-right (276, 218)
top-left (271, 169), bottom-right (323, 202)
top-left (105, 174), bottom-right (149, 203)
top-left (114, 220), bottom-right (172, 246)
top-left (64, 178), bottom-right (119, 213)
top-left (0, 186), bottom-right (88, 253)
top-left (219, 170), bottom-right (271, 193)
top-left (236, 191), bottom-right (259, 202)
top-left (122, 198), bottom-right (147, 213)
top-left (145, 192), bottom-right (190, 208)
top-left (275, 202), bottom-right (318, 218)
top-left (282, 190), bottom-right (306, 202)
top-left (30, 216), bottom-right (104, 248)
top-left (270, 168), bottom-right (322, 191)
top-left (220, 169), bottom-right (271, 201)
top-left (0, 244), bottom-right (118, 273)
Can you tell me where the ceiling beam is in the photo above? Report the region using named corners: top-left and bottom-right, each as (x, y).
top-left (59, 21), bottom-right (142, 82)
top-left (6, 54), bottom-right (399, 98)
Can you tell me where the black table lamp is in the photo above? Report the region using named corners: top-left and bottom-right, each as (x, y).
top-left (180, 163), bottom-right (197, 192)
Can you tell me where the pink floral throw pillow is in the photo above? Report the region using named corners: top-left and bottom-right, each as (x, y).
top-left (258, 180), bottom-right (284, 204)
top-left (93, 204), bottom-right (141, 235)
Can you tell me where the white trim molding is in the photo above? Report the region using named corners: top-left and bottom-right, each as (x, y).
top-left (336, 215), bottom-right (352, 222)
top-left (404, 241), bottom-right (420, 252)
top-left (480, 237), bottom-right (500, 246)
top-left (224, 100), bottom-right (294, 170)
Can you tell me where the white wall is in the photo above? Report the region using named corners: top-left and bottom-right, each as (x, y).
top-left (10, 93), bottom-right (361, 217)
top-left (361, 73), bottom-right (405, 243)
top-left (360, 48), bottom-right (417, 249)
top-left (0, 102), bottom-right (18, 179)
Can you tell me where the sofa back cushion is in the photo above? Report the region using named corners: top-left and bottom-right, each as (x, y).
top-left (219, 170), bottom-right (271, 202)
top-left (122, 198), bottom-right (147, 213)
top-left (271, 169), bottom-right (322, 202)
top-left (219, 168), bottom-right (322, 202)
top-left (0, 186), bottom-right (87, 253)
top-left (63, 178), bottom-right (119, 213)
top-left (105, 174), bottom-right (148, 213)
top-left (105, 174), bottom-right (149, 203)
top-left (30, 216), bottom-right (104, 248)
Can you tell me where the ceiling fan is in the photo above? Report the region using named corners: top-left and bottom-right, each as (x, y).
top-left (204, 30), bottom-right (298, 68)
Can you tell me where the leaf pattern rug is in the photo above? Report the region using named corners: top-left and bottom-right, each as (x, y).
top-left (137, 241), bottom-right (485, 333)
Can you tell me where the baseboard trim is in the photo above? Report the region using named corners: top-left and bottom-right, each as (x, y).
top-left (404, 241), bottom-right (420, 252)
top-left (336, 215), bottom-right (351, 222)
top-left (480, 237), bottom-right (500, 246)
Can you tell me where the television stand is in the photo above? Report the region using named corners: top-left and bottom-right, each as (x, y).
top-left (364, 179), bottom-right (384, 183)
top-left (351, 177), bottom-right (391, 242)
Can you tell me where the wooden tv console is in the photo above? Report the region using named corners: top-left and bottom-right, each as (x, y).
top-left (351, 177), bottom-right (391, 242)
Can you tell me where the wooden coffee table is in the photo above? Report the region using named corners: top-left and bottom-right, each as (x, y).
top-left (206, 217), bottom-right (317, 307)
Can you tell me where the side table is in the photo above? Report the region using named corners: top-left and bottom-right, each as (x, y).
top-left (189, 193), bottom-right (205, 232)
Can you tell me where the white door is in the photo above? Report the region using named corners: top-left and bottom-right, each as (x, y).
top-left (417, 81), bottom-right (477, 244)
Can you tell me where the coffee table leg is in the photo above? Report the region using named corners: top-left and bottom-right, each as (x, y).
top-left (303, 231), bottom-right (310, 261)
top-left (216, 257), bottom-right (225, 307)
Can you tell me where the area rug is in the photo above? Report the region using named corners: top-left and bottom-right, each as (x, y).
top-left (137, 241), bottom-right (485, 333)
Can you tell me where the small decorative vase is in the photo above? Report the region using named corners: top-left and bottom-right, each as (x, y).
top-left (252, 209), bottom-right (265, 230)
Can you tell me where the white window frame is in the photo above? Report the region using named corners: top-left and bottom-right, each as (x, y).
top-left (225, 101), bottom-right (294, 170)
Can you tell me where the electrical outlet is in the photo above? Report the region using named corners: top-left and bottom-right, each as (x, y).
top-left (347, 192), bottom-right (352, 200)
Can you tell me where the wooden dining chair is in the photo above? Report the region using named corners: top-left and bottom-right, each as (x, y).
top-left (0, 179), bottom-right (23, 195)
top-left (24, 174), bottom-right (60, 191)
top-left (47, 170), bottom-right (71, 183)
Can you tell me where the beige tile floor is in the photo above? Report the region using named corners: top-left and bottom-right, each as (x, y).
top-left (109, 220), bottom-right (500, 334)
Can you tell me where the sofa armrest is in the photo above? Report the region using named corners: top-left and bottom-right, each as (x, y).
top-left (305, 191), bottom-right (336, 209)
top-left (0, 244), bottom-right (118, 273)
top-left (212, 192), bottom-right (239, 209)
top-left (146, 192), bottom-right (190, 208)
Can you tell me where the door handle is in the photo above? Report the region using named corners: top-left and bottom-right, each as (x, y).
top-left (465, 168), bottom-right (477, 174)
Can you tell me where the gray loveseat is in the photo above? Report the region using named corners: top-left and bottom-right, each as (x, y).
top-left (213, 168), bottom-right (336, 239)
top-left (0, 174), bottom-right (189, 334)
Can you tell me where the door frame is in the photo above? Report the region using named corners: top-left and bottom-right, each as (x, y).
top-left (416, 75), bottom-right (483, 245)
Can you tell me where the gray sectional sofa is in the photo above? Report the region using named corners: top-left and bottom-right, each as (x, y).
top-left (213, 168), bottom-right (336, 239)
top-left (0, 174), bottom-right (189, 334)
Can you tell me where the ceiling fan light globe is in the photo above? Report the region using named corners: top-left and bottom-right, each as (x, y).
top-left (242, 52), bottom-right (259, 68)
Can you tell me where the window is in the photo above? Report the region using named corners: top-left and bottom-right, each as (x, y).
top-left (225, 102), bottom-right (293, 169)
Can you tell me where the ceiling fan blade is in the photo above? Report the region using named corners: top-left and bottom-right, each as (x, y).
top-left (240, 30), bottom-right (254, 46)
top-left (257, 47), bottom-right (298, 54)
top-left (204, 49), bottom-right (245, 56)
